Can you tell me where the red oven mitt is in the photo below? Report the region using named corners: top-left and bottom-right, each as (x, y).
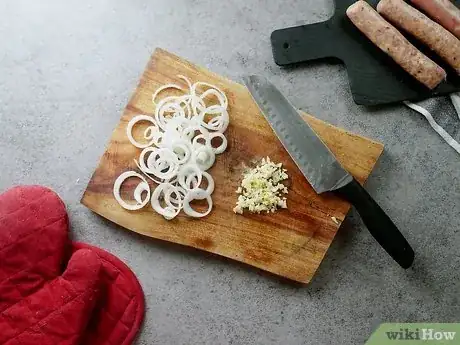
top-left (0, 186), bottom-right (144, 345)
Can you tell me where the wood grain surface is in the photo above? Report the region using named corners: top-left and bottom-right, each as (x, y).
top-left (81, 48), bottom-right (384, 283)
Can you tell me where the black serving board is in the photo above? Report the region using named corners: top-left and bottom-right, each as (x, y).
top-left (271, 0), bottom-right (460, 106)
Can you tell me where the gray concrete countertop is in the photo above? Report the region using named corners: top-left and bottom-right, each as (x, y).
top-left (1, 0), bottom-right (459, 344)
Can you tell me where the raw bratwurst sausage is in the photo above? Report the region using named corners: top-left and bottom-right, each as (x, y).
top-left (346, 1), bottom-right (446, 89)
top-left (410, 0), bottom-right (460, 40)
top-left (378, 0), bottom-right (460, 75)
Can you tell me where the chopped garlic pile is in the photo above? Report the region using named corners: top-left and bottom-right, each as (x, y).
top-left (233, 157), bottom-right (288, 214)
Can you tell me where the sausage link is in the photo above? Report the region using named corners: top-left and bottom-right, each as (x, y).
top-left (410, 0), bottom-right (460, 39)
top-left (378, 0), bottom-right (460, 75)
top-left (346, 1), bottom-right (446, 89)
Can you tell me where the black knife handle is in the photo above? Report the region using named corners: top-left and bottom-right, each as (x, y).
top-left (334, 178), bottom-right (414, 269)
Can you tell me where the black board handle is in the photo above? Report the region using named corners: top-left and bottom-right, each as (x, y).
top-left (271, 20), bottom-right (341, 66)
top-left (270, 0), bottom-right (460, 105)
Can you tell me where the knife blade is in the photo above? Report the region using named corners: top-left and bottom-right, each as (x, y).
top-left (243, 75), bottom-right (415, 269)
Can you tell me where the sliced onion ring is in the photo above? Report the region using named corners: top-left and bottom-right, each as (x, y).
top-left (200, 171), bottom-right (215, 195)
top-left (134, 159), bottom-right (165, 184)
top-left (113, 171), bottom-right (151, 211)
top-left (165, 185), bottom-right (186, 207)
top-left (152, 84), bottom-right (183, 105)
top-left (145, 148), bottom-right (179, 180)
top-left (192, 82), bottom-right (228, 109)
top-left (151, 183), bottom-right (182, 220)
top-left (183, 188), bottom-right (213, 218)
top-left (209, 132), bottom-right (227, 154)
top-left (178, 164), bottom-right (203, 190)
top-left (185, 171), bottom-right (214, 194)
top-left (178, 75), bottom-right (193, 93)
top-left (127, 115), bottom-right (158, 149)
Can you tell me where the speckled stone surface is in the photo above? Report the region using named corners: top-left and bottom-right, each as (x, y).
top-left (1, 1), bottom-right (459, 344)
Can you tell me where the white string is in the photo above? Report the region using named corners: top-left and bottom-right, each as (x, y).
top-left (404, 101), bottom-right (460, 155)
top-left (450, 92), bottom-right (460, 121)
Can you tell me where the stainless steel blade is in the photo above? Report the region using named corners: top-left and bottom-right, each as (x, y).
top-left (243, 75), bottom-right (353, 194)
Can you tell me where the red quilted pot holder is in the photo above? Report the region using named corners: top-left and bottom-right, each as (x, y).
top-left (0, 186), bottom-right (145, 345)
top-left (72, 242), bottom-right (145, 345)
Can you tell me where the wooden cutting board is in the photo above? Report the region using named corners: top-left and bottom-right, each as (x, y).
top-left (81, 48), bottom-right (384, 283)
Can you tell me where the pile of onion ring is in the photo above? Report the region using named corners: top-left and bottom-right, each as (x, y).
top-left (113, 75), bottom-right (229, 219)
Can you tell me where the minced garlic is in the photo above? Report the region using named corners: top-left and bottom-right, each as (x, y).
top-left (233, 157), bottom-right (289, 214)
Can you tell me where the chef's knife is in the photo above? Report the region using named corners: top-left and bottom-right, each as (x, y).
top-left (243, 75), bottom-right (414, 269)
